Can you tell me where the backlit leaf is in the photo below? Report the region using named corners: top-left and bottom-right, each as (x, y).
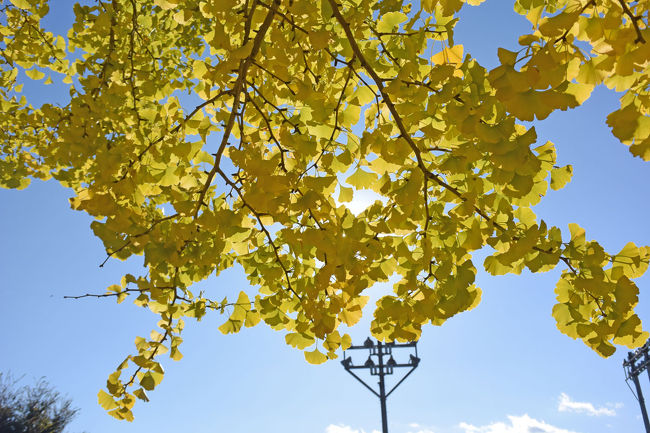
top-left (304, 348), bottom-right (327, 365)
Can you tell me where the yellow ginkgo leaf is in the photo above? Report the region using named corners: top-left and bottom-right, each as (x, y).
top-left (304, 348), bottom-right (327, 365)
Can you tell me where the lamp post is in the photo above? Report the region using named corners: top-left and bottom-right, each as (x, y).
top-left (341, 338), bottom-right (420, 433)
top-left (623, 339), bottom-right (650, 433)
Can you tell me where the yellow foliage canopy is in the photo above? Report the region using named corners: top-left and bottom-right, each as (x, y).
top-left (1, 0), bottom-right (648, 420)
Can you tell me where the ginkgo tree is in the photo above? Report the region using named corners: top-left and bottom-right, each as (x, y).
top-left (1, 0), bottom-right (649, 421)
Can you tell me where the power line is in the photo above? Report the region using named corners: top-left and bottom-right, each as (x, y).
top-left (341, 338), bottom-right (420, 433)
top-left (624, 339), bottom-right (650, 433)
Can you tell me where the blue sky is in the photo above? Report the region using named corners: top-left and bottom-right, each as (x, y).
top-left (1, 1), bottom-right (649, 433)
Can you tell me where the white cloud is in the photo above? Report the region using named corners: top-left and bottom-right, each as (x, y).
top-left (405, 422), bottom-right (436, 433)
top-left (325, 424), bottom-right (380, 433)
top-left (558, 393), bottom-right (618, 417)
top-left (325, 425), bottom-right (359, 433)
top-left (459, 414), bottom-right (579, 433)
top-left (327, 421), bottom-right (435, 433)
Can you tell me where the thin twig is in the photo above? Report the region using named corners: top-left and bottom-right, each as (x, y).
top-left (616, 0), bottom-right (646, 44)
top-left (216, 167), bottom-right (302, 301)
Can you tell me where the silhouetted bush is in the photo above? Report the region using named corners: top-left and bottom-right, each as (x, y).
top-left (0, 373), bottom-right (78, 433)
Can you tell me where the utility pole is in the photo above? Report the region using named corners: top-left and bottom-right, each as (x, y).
top-left (624, 339), bottom-right (650, 433)
top-left (341, 338), bottom-right (420, 433)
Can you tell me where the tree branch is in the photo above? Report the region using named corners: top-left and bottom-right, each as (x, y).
top-left (616, 0), bottom-right (646, 44)
top-left (192, 0), bottom-right (279, 219)
top-left (216, 167), bottom-right (302, 301)
top-left (327, 0), bottom-right (492, 222)
top-left (117, 89), bottom-right (231, 181)
top-left (328, 0), bottom-right (587, 288)
top-left (99, 214), bottom-right (179, 267)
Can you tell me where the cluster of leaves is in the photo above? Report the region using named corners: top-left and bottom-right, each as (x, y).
top-left (1, 0), bottom-right (648, 420)
top-left (507, 0), bottom-right (650, 158)
top-left (0, 373), bottom-right (79, 433)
